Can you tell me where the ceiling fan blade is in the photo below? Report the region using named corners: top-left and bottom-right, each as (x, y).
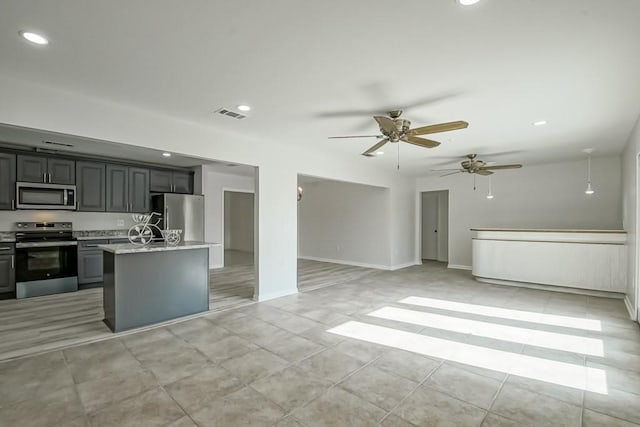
top-left (440, 170), bottom-right (464, 177)
top-left (328, 135), bottom-right (383, 139)
top-left (407, 120), bottom-right (469, 136)
top-left (431, 168), bottom-right (463, 171)
top-left (361, 138), bottom-right (389, 157)
top-left (481, 164), bottom-right (523, 170)
top-left (374, 116), bottom-right (398, 134)
top-left (476, 170), bottom-right (494, 176)
top-left (403, 135), bottom-right (441, 148)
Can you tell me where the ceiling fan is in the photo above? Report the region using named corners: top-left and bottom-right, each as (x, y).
top-left (435, 154), bottom-right (522, 176)
top-left (328, 110), bottom-right (469, 157)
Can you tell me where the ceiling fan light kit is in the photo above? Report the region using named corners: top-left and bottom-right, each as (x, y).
top-left (329, 110), bottom-right (469, 160)
top-left (435, 154), bottom-right (523, 177)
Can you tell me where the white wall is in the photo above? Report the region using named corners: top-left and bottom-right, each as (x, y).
top-left (199, 167), bottom-right (255, 268)
top-left (622, 115), bottom-right (640, 320)
top-left (0, 74), bottom-right (416, 301)
top-left (417, 156), bottom-right (623, 269)
top-left (298, 179), bottom-right (392, 268)
top-left (0, 210), bottom-right (136, 231)
top-left (224, 191), bottom-right (254, 252)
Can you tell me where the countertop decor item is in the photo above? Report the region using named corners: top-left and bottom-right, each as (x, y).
top-left (161, 229), bottom-right (182, 246)
top-left (128, 212), bottom-right (162, 245)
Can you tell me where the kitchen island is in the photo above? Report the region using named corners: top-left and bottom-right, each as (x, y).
top-left (99, 241), bottom-right (215, 332)
top-left (471, 228), bottom-right (627, 295)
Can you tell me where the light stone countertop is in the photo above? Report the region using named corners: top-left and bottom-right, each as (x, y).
top-left (73, 230), bottom-right (129, 240)
top-left (0, 232), bottom-right (15, 242)
top-left (98, 241), bottom-right (221, 254)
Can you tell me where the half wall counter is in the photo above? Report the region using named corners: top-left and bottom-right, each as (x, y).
top-left (471, 228), bottom-right (627, 295)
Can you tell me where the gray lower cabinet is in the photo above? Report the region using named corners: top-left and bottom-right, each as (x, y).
top-left (0, 245), bottom-right (15, 294)
top-left (77, 238), bottom-right (128, 285)
top-left (0, 153), bottom-right (16, 210)
top-left (78, 250), bottom-right (104, 284)
top-left (77, 161), bottom-right (106, 211)
top-left (17, 155), bottom-right (75, 184)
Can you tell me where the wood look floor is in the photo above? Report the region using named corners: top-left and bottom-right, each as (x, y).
top-left (0, 253), bottom-right (376, 362)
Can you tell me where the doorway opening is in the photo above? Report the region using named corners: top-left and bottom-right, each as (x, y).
top-left (420, 190), bottom-right (449, 263)
top-left (223, 190), bottom-right (255, 267)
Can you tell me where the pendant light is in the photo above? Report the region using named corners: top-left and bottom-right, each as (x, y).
top-left (486, 176), bottom-right (494, 199)
top-left (584, 149), bottom-right (594, 195)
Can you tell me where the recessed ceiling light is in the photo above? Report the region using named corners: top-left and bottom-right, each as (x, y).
top-left (533, 120), bottom-right (547, 126)
top-left (376, 151), bottom-right (384, 155)
top-left (458, 0), bottom-right (480, 5)
top-left (237, 105), bottom-right (251, 112)
top-left (19, 31), bottom-right (49, 45)
top-left (162, 152), bottom-right (171, 157)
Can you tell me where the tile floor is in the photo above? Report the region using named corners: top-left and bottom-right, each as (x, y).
top-left (1, 262), bottom-right (639, 426)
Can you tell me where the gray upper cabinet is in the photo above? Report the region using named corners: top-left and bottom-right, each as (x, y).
top-left (48, 158), bottom-right (75, 185)
top-left (150, 169), bottom-right (193, 194)
top-left (129, 167), bottom-right (150, 213)
top-left (106, 165), bottom-right (129, 212)
top-left (0, 153), bottom-right (16, 210)
top-left (150, 170), bottom-right (172, 193)
top-left (17, 155), bottom-right (75, 184)
top-left (16, 155), bottom-right (47, 183)
top-left (172, 171), bottom-right (193, 194)
top-left (77, 161), bottom-right (106, 212)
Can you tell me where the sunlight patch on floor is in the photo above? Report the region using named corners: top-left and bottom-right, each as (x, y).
top-left (400, 296), bottom-right (602, 331)
top-left (327, 321), bottom-right (608, 394)
top-left (368, 306), bottom-right (604, 356)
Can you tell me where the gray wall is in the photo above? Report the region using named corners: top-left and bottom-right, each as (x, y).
top-left (297, 178), bottom-right (391, 268)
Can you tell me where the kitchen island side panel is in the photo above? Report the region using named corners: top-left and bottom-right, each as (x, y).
top-left (103, 248), bottom-right (209, 332)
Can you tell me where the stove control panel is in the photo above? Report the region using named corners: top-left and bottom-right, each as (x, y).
top-left (16, 222), bottom-right (73, 231)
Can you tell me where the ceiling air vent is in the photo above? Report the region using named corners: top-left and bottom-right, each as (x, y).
top-left (214, 108), bottom-right (247, 120)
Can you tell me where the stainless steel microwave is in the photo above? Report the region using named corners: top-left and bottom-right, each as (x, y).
top-left (16, 182), bottom-right (76, 210)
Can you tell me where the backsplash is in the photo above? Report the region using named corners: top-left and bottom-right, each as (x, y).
top-left (0, 211), bottom-right (137, 231)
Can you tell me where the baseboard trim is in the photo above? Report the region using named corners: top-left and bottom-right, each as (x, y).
top-left (624, 295), bottom-right (637, 321)
top-left (298, 256), bottom-right (390, 270)
top-left (257, 287), bottom-right (298, 302)
top-left (476, 276), bottom-right (626, 299)
top-left (448, 264), bottom-right (472, 271)
top-left (389, 261), bottom-right (420, 271)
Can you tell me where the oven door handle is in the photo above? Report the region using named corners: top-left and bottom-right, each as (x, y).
top-left (16, 241), bottom-right (78, 248)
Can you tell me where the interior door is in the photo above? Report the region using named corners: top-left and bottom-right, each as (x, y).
top-left (421, 192), bottom-right (439, 260)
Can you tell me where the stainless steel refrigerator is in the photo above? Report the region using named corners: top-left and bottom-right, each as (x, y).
top-left (151, 194), bottom-right (205, 242)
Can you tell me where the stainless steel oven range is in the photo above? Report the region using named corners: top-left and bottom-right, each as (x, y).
top-left (15, 222), bottom-right (78, 299)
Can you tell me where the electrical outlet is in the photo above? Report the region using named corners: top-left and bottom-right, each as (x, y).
top-left (116, 219), bottom-right (125, 227)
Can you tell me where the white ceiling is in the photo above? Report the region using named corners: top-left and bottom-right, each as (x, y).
top-left (1, 1), bottom-right (639, 175)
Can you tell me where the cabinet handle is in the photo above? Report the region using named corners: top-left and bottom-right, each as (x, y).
top-left (48, 173), bottom-right (52, 183)
top-left (0, 247), bottom-right (12, 251)
top-left (11, 199), bottom-right (14, 210)
top-left (43, 173), bottom-right (46, 182)
top-left (84, 245), bottom-right (99, 248)
top-left (11, 255), bottom-right (14, 269)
